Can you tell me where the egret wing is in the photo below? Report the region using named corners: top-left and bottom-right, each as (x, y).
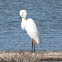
top-left (25, 18), bottom-right (41, 44)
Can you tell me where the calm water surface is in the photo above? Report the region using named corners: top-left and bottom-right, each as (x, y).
top-left (0, 0), bottom-right (62, 52)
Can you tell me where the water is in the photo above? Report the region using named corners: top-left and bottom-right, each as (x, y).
top-left (0, 0), bottom-right (62, 52)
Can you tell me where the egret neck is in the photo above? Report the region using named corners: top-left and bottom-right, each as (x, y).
top-left (23, 17), bottom-right (27, 22)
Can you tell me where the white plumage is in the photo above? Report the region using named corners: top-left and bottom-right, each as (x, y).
top-left (26, 18), bottom-right (41, 44)
top-left (20, 10), bottom-right (41, 52)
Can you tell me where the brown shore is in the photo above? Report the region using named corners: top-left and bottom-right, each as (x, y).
top-left (0, 51), bottom-right (62, 62)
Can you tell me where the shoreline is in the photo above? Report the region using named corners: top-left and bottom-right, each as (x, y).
top-left (0, 51), bottom-right (62, 62)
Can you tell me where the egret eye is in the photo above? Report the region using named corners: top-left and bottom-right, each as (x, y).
top-left (22, 12), bottom-right (24, 17)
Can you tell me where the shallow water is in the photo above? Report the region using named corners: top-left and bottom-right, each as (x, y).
top-left (0, 0), bottom-right (62, 52)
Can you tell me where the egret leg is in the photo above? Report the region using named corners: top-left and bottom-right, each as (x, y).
top-left (34, 41), bottom-right (35, 52)
top-left (32, 39), bottom-right (33, 52)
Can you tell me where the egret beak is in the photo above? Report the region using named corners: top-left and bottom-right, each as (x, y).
top-left (23, 17), bottom-right (27, 22)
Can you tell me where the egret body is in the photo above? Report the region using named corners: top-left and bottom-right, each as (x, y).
top-left (20, 10), bottom-right (41, 52)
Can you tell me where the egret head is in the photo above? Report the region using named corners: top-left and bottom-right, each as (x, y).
top-left (20, 10), bottom-right (27, 18)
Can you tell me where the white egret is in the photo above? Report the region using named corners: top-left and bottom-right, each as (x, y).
top-left (20, 10), bottom-right (41, 52)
